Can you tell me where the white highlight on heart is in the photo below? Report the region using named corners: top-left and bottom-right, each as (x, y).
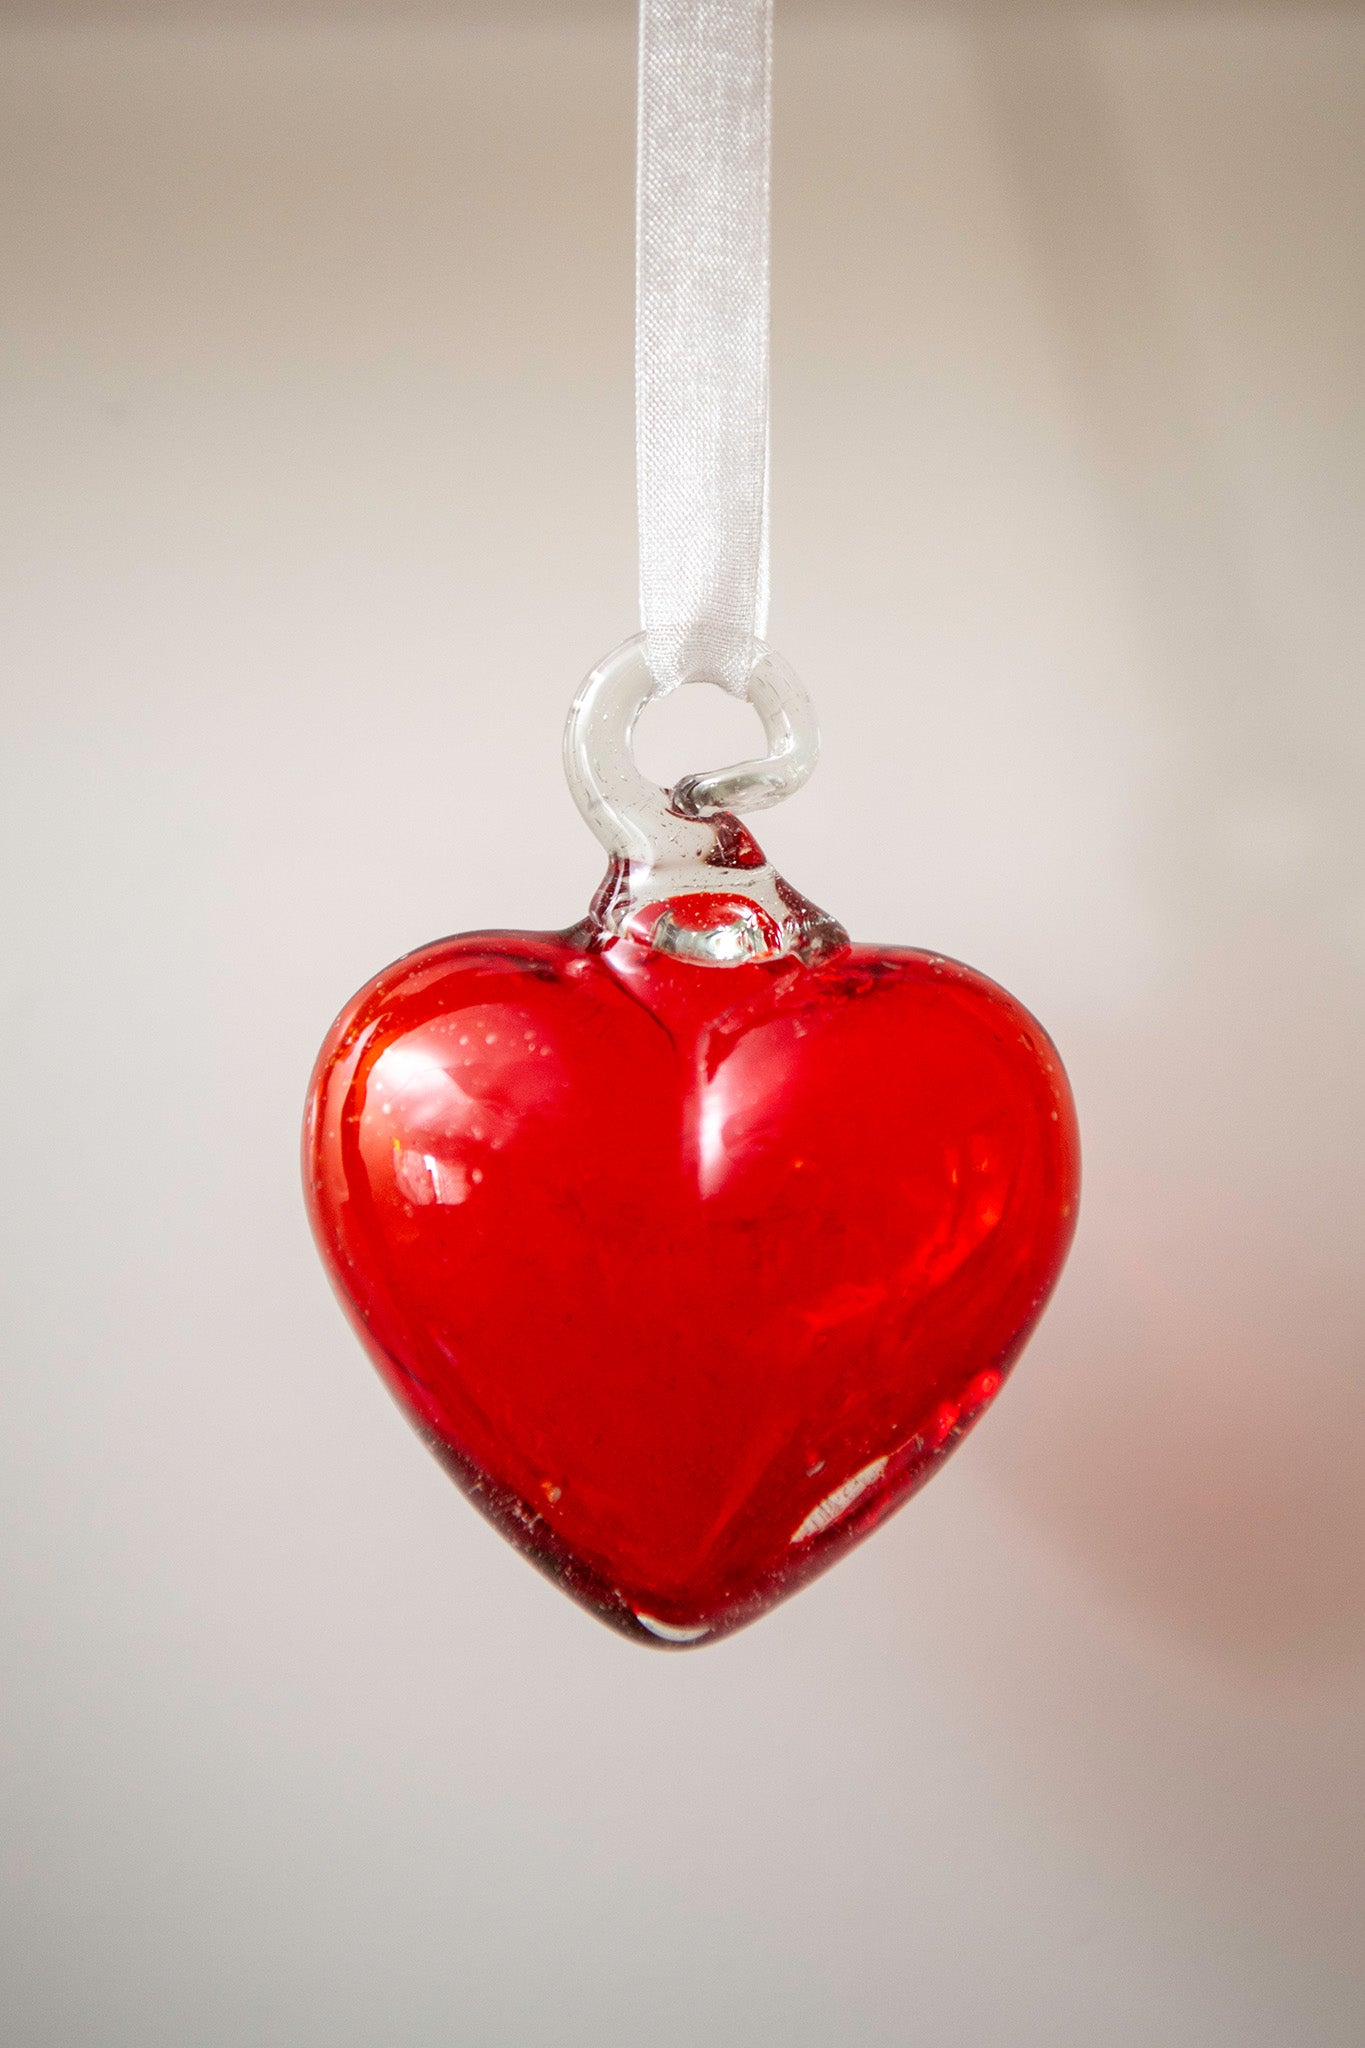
top-left (790, 1456), bottom-right (889, 1545)
top-left (634, 1612), bottom-right (712, 1643)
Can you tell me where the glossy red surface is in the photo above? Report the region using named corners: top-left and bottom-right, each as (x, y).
top-left (305, 916), bottom-right (1079, 1646)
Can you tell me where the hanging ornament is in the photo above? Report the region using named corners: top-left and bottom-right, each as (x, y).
top-left (304, 0), bottom-right (1079, 1647)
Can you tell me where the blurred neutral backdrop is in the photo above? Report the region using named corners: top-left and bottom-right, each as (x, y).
top-left (3, 3), bottom-right (1364, 2043)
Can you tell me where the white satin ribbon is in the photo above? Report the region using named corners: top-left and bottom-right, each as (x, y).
top-left (636, 0), bottom-right (772, 697)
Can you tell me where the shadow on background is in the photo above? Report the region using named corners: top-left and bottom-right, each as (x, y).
top-left (968, 7), bottom-right (1365, 1681)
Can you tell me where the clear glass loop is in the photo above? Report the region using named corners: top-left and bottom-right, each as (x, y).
top-left (563, 636), bottom-right (843, 967)
top-left (563, 633), bottom-right (818, 868)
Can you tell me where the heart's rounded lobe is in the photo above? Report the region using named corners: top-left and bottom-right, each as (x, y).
top-left (305, 926), bottom-right (1078, 1645)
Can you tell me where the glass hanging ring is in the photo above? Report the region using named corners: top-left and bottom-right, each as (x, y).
top-left (561, 635), bottom-right (839, 965)
top-left (563, 633), bottom-right (820, 865)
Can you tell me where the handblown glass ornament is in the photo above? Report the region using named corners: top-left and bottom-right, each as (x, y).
top-left (304, 639), bottom-right (1080, 1645)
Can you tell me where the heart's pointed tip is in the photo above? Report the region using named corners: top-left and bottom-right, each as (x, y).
top-left (631, 1610), bottom-right (713, 1644)
top-left (596, 1593), bottom-right (767, 1652)
top-left (625, 1610), bottom-right (720, 1650)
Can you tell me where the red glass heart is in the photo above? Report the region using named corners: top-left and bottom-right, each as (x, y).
top-left (305, 901), bottom-right (1078, 1646)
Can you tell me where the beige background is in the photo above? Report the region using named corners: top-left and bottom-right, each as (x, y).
top-left (2, 4), bottom-right (1364, 2043)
